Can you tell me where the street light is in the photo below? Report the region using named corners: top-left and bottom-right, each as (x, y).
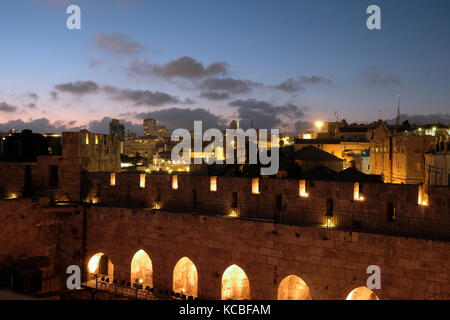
top-left (315, 121), bottom-right (324, 132)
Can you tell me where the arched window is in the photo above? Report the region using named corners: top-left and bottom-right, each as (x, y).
top-left (221, 265), bottom-right (250, 300)
top-left (277, 275), bottom-right (311, 300)
top-left (130, 249), bottom-right (153, 286)
top-left (87, 252), bottom-right (114, 279)
top-left (173, 257), bottom-right (198, 297)
top-left (346, 286), bottom-right (380, 300)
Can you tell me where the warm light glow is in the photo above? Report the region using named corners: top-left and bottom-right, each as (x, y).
top-left (85, 133), bottom-right (89, 145)
top-left (110, 173), bottom-right (116, 186)
top-left (140, 174), bottom-right (146, 188)
top-left (314, 121), bottom-right (324, 131)
top-left (221, 265), bottom-right (250, 300)
top-left (131, 249), bottom-right (153, 286)
top-left (346, 286), bottom-right (380, 300)
top-left (210, 176), bottom-right (217, 192)
top-left (302, 133), bottom-right (312, 140)
top-left (418, 185), bottom-right (429, 206)
top-left (322, 218), bottom-right (335, 228)
top-left (153, 201), bottom-right (161, 210)
top-left (229, 208), bottom-right (238, 217)
top-left (277, 275), bottom-right (311, 300)
top-left (88, 253), bottom-right (103, 273)
top-left (172, 175), bottom-right (178, 190)
top-left (87, 253), bottom-right (114, 277)
top-left (6, 192), bottom-right (18, 199)
top-left (173, 257), bottom-right (198, 297)
top-left (95, 135), bottom-right (99, 145)
top-left (353, 182), bottom-right (364, 201)
top-left (252, 178), bottom-right (259, 194)
top-left (299, 180), bottom-right (308, 198)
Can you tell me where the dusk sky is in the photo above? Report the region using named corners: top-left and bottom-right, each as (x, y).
top-left (0, 0), bottom-right (449, 135)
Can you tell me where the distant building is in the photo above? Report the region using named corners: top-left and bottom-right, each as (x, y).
top-left (369, 121), bottom-right (449, 184)
top-left (109, 119), bottom-right (125, 141)
top-left (425, 135), bottom-right (450, 187)
top-left (294, 146), bottom-right (344, 173)
top-left (143, 118), bottom-right (168, 138)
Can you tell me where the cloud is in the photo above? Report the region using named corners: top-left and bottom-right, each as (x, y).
top-left (294, 120), bottom-right (313, 133)
top-left (271, 76), bottom-right (332, 93)
top-left (0, 118), bottom-right (81, 133)
top-left (90, 32), bottom-right (146, 56)
top-left (228, 98), bottom-right (307, 129)
top-left (200, 91), bottom-right (231, 101)
top-left (89, 58), bottom-right (103, 68)
top-left (198, 77), bottom-right (259, 94)
top-left (385, 113), bottom-right (450, 125)
top-left (25, 91), bottom-right (39, 102)
top-left (25, 103), bottom-right (37, 109)
top-left (103, 86), bottom-right (180, 107)
top-left (0, 102), bottom-right (18, 113)
top-left (361, 66), bottom-right (402, 86)
top-left (128, 56), bottom-right (228, 79)
top-left (55, 81), bottom-right (99, 95)
top-left (135, 107), bottom-right (226, 131)
top-left (50, 91), bottom-right (59, 101)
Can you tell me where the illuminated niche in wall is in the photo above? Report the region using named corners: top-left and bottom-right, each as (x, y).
top-left (346, 286), bottom-right (380, 300)
top-left (87, 253), bottom-right (114, 279)
top-left (251, 178), bottom-right (259, 194)
top-left (353, 182), bottom-right (364, 201)
top-left (172, 175), bottom-right (178, 190)
top-left (85, 133), bottom-right (89, 145)
top-left (110, 173), bottom-right (116, 186)
top-left (95, 134), bottom-right (99, 145)
top-left (221, 265), bottom-right (250, 300)
top-left (140, 174), bottom-right (146, 188)
top-left (418, 184), bottom-right (428, 206)
top-left (299, 180), bottom-right (308, 197)
top-left (277, 275), bottom-right (311, 300)
top-left (173, 257), bottom-right (198, 297)
top-left (210, 176), bottom-right (217, 192)
top-left (130, 249), bottom-right (153, 286)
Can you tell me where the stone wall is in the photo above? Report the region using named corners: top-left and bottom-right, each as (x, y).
top-left (84, 206), bottom-right (450, 300)
top-left (83, 173), bottom-right (450, 240)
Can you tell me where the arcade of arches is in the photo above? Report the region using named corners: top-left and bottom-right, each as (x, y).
top-left (86, 252), bottom-right (380, 300)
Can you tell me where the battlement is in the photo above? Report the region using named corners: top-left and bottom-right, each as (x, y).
top-left (81, 172), bottom-right (450, 241)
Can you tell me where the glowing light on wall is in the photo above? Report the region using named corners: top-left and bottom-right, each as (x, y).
top-left (322, 218), bottom-right (335, 228)
top-left (130, 249), bottom-right (153, 286)
top-left (173, 257), bottom-right (198, 297)
top-left (88, 253), bottom-right (103, 273)
top-left (418, 185), bottom-right (428, 206)
top-left (303, 133), bottom-right (312, 140)
top-left (229, 208), bottom-right (238, 217)
top-left (140, 174), bottom-right (146, 188)
top-left (210, 176), bottom-right (217, 192)
top-left (353, 182), bottom-right (364, 201)
top-left (252, 178), bottom-right (260, 194)
top-left (221, 265), bottom-right (250, 300)
top-left (85, 133), bottom-right (89, 145)
top-left (172, 175), bottom-right (178, 190)
top-left (110, 173), bottom-right (116, 186)
top-left (277, 275), bottom-right (311, 300)
top-left (346, 286), bottom-right (380, 300)
top-left (95, 135), bottom-right (99, 145)
top-left (299, 180), bottom-right (308, 198)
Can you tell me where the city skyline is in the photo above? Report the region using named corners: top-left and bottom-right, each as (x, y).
top-left (1, 0), bottom-right (450, 135)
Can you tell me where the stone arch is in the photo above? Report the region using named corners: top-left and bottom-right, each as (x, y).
top-left (221, 264), bottom-right (250, 300)
top-left (130, 249), bottom-right (153, 286)
top-left (277, 275), bottom-right (312, 300)
top-left (87, 252), bottom-right (114, 279)
top-left (173, 257), bottom-right (198, 297)
top-left (346, 286), bottom-right (380, 300)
